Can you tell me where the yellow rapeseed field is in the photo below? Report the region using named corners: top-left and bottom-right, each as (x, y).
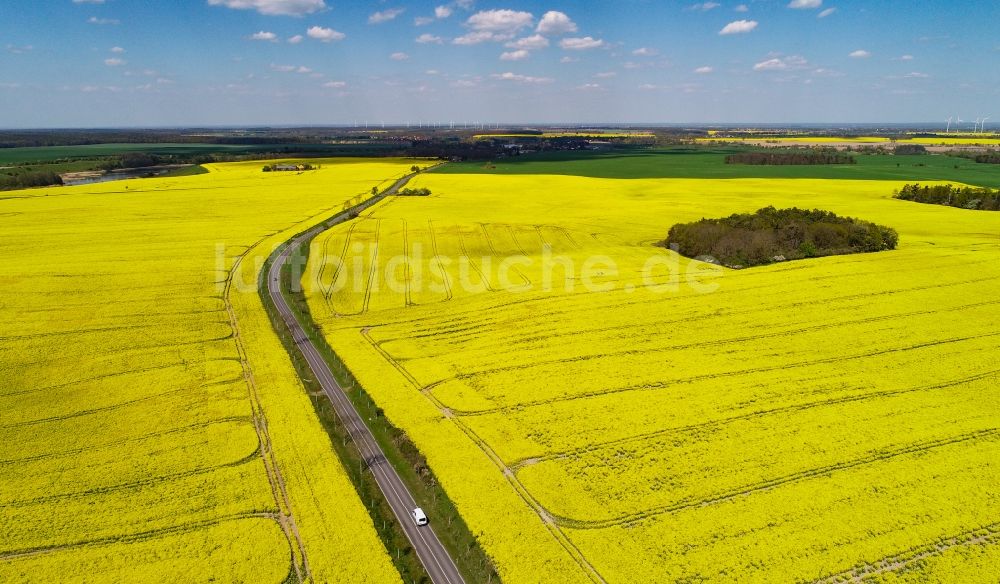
top-left (697, 135), bottom-right (1000, 145)
top-left (303, 172), bottom-right (1000, 582)
top-left (0, 159), bottom-right (415, 583)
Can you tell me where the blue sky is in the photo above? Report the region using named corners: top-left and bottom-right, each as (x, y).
top-left (1, 0), bottom-right (998, 127)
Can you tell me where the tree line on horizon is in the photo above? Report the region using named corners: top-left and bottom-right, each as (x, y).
top-left (725, 152), bottom-right (857, 165)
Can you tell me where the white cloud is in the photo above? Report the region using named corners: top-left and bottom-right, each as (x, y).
top-left (390, 51), bottom-right (410, 60)
top-left (288, 34), bottom-right (304, 44)
top-left (414, 16), bottom-right (434, 26)
top-left (500, 49), bottom-right (529, 61)
top-left (735, 4), bottom-right (749, 12)
top-left (849, 49), bottom-right (871, 58)
top-left (694, 66), bottom-right (714, 74)
top-left (536, 11), bottom-right (577, 35)
top-left (451, 79), bottom-right (477, 88)
top-left (903, 71), bottom-right (929, 78)
top-left (818, 7), bottom-right (836, 17)
top-left (559, 36), bottom-right (605, 50)
top-left (632, 47), bottom-right (658, 57)
top-left (104, 57), bottom-right (125, 66)
top-left (594, 71), bottom-right (617, 78)
top-left (506, 34), bottom-right (549, 50)
top-left (249, 30), bottom-right (278, 41)
top-left (491, 72), bottom-right (553, 83)
top-left (638, 83), bottom-right (658, 90)
top-left (719, 19), bottom-right (757, 34)
top-left (110, 46), bottom-right (125, 53)
top-left (270, 64), bottom-right (312, 74)
top-left (577, 83), bottom-right (602, 90)
top-left (307, 26), bottom-right (344, 42)
top-left (788, 0), bottom-right (822, 8)
top-left (206, 0), bottom-right (326, 17)
top-left (323, 80), bottom-right (347, 87)
top-left (623, 61), bottom-right (641, 69)
top-left (435, 5), bottom-right (452, 18)
top-left (753, 55), bottom-right (808, 71)
top-left (369, 8), bottom-right (404, 24)
top-left (6, 44), bottom-right (33, 54)
top-left (559, 56), bottom-right (578, 63)
top-left (689, 2), bottom-right (720, 11)
top-left (73, 0), bottom-right (106, 3)
top-left (416, 33), bottom-right (444, 44)
top-left (898, 54), bottom-right (914, 61)
top-left (452, 30), bottom-right (498, 45)
top-left (87, 16), bottom-right (119, 25)
top-left (466, 9), bottom-right (533, 33)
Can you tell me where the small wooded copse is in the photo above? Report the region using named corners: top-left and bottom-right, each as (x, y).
top-left (894, 183), bottom-right (1000, 210)
top-left (666, 206), bottom-right (898, 268)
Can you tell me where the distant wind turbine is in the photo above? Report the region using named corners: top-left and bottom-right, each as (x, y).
top-left (946, 116), bottom-right (953, 133)
top-left (981, 116), bottom-right (992, 133)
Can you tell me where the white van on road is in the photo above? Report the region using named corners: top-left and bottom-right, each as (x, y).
top-left (412, 507), bottom-right (428, 526)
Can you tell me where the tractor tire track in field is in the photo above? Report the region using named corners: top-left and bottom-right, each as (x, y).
top-left (456, 227), bottom-right (496, 293)
top-left (366, 254), bottom-right (998, 335)
top-left (813, 522), bottom-right (1000, 583)
top-left (1, 361), bottom-right (198, 398)
top-left (4, 447), bottom-right (262, 508)
top-left (359, 218), bottom-right (382, 315)
top-left (509, 368), bottom-right (1000, 470)
top-left (0, 417), bottom-right (249, 465)
top-left (448, 297), bottom-right (1000, 381)
top-left (428, 220), bottom-right (454, 302)
top-left (322, 220), bottom-right (360, 307)
top-left (506, 224), bottom-right (530, 256)
top-left (440, 272), bottom-right (1000, 348)
top-left (452, 330), bottom-right (1000, 417)
top-left (546, 428), bottom-right (1000, 530)
top-left (480, 223), bottom-right (531, 290)
top-left (359, 327), bottom-right (608, 584)
top-left (403, 219), bottom-right (414, 306)
top-left (385, 265), bottom-right (999, 346)
top-left (1, 376), bottom-right (243, 430)
top-left (0, 512), bottom-right (291, 563)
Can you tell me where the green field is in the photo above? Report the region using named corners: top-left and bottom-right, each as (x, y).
top-left (433, 148), bottom-right (1000, 187)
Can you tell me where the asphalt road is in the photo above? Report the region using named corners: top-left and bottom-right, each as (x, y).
top-left (266, 173), bottom-right (467, 584)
